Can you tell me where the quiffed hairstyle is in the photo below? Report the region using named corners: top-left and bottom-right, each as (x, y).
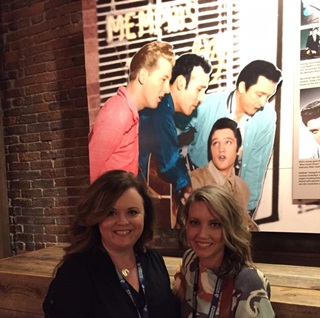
top-left (301, 100), bottom-right (320, 126)
top-left (170, 53), bottom-right (212, 87)
top-left (207, 117), bottom-right (242, 162)
top-left (129, 41), bottom-right (175, 81)
top-left (182, 185), bottom-right (253, 278)
top-left (236, 60), bottom-right (282, 91)
top-left (61, 170), bottom-right (155, 265)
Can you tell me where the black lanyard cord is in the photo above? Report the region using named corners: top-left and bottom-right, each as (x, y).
top-left (192, 259), bottom-right (223, 318)
top-left (116, 255), bottom-right (149, 318)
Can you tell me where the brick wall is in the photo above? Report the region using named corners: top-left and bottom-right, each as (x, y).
top-left (81, 0), bottom-right (100, 130)
top-left (0, 0), bottom-right (90, 253)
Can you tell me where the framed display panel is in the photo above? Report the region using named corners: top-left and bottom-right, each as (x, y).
top-left (82, 0), bottom-right (320, 265)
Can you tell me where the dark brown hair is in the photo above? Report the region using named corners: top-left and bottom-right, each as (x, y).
top-left (207, 117), bottom-right (242, 162)
top-left (61, 170), bottom-right (155, 265)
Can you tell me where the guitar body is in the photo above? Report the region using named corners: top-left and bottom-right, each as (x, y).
top-left (146, 154), bottom-right (178, 229)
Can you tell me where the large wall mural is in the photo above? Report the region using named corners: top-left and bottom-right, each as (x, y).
top-left (82, 0), bottom-right (320, 237)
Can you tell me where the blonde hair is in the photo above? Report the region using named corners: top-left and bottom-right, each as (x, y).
top-left (183, 185), bottom-right (254, 277)
top-left (129, 41), bottom-right (175, 81)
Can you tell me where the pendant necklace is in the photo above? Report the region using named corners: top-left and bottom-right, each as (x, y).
top-left (116, 255), bottom-right (149, 318)
top-left (120, 264), bottom-right (136, 277)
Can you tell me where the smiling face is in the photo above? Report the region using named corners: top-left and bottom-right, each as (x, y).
top-left (99, 187), bottom-right (145, 254)
top-left (307, 117), bottom-right (320, 144)
top-left (210, 128), bottom-right (238, 177)
top-left (237, 75), bottom-right (277, 116)
top-left (186, 200), bottom-right (225, 268)
top-left (142, 57), bottom-right (172, 109)
top-left (174, 66), bottom-right (210, 115)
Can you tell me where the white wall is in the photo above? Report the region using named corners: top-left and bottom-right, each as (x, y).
top-left (239, 0), bottom-right (320, 233)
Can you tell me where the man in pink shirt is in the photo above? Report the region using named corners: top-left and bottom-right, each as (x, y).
top-left (89, 41), bottom-right (175, 183)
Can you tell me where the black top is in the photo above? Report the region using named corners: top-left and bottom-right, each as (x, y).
top-left (43, 246), bottom-right (179, 318)
top-left (306, 34), bottom-right (320, 52)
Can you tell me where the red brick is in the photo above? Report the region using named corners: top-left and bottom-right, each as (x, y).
top-left (9, 2), bottom-right (44, 19)
top-left (43, 188), bottom-right (67, 197)
top-left (15, 216), bottom-right (36, 224)
top-left (56, 216), bottom-right (74, 225)
top-left (3, 0), bottom-right (92, 254)
top-left (45, 224), bottom-right (69, 235)
top-left (32, 197), bottom-right (55, 208)
top-left (21, 208), bottom-right (45, 216)
top-left (21, 189), bottom-right (43, 198)
top-left (44, 206), bottom-right (74, 217)
top-left (11, 198), bottom-right (33, 208)
top-left (17, 114), bottom-right (37, 124)
top-left (20, 133), bottom-right (40, 143)
top-left (40, 149), bottom-right (67, 160)
top-left (41, 168), bottom-right (65, 178)
top-left (27, 122), bottom-right (50, 133)
top-left (30, 160), bottom-right (54, 170)
top-left (34, 234), bottom-right (57, 242)
top-left (8, 143), bottom-right (28, 153)
top-left (34, 217), bottom-right (56, 225)
top-left (10, 162), bottom-right (31, 171)
top-left (19, 152), bottom-right (41, 162)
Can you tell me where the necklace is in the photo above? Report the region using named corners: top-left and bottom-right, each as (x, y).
top-left (119, 264), bottom-right (136, 277)
top-left (116, 256), bottom-right (149, 318)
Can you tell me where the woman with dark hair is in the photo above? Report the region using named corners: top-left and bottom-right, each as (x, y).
top-left (43, 170), bottom-right (179, 318)
top-left (173, 185), bottom-right (274, 317)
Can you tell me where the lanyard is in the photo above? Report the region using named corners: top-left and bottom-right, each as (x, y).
top-left (116, 255), bottom-right (149, 318)
top-left (192, 259), bottom-right (223, 318)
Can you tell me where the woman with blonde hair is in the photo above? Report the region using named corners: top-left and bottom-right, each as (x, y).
top-left (173, 185), bottom-right (274, 317)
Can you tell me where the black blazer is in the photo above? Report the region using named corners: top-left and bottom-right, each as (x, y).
top-left (43, 246), bottom-right (179, 318)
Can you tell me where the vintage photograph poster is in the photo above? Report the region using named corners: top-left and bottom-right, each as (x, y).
top-left (82, 0), bottom-right (320, 234)
top-left (94, 0), bottom-right (247, 231)
top-left (292, 1), bottom-right (320, 200)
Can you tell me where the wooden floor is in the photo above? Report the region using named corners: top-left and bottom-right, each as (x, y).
top-left (0, 245), bottom-right (320, 318)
